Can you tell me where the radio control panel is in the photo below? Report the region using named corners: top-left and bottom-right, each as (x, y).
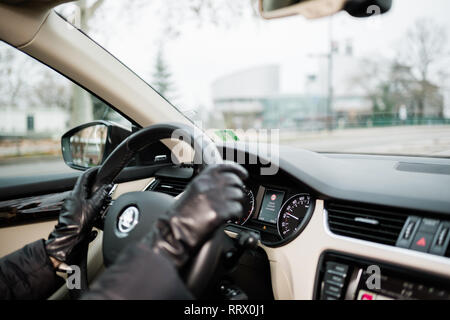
top-left (316, 252), bottom-right (450, 300)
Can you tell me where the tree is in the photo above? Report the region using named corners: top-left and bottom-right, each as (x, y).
top-left (33, 69), bottom-right (71, 111)
top-left (399, 19), bottom-right (449, 118)
top-left (152, 47), bottom-right (176, 100)
top-left (0, 45), bottom-right (23, 108)
top-left (58, 0), bottom-right (252, 126)
top-left (158, 0), bottom-right (255, 38)
top-left (352, 19), bottom-right (448, 122)
top-left (0, 44), bottom-right (70, 111)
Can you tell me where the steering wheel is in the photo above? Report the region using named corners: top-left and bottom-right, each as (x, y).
top-left (88, 122), bottom-right (231, 297)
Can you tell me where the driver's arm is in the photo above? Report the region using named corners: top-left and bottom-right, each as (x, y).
top-left (82, 162), bottom-right (248, 300)
top-left (0, 240), bottom-right (63, 300)
top-left (0, 168), bottom-right (111, 300)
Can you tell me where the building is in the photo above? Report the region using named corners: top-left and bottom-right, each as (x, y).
top-left (0, 106), bottom-right (69, 138)
top-left (211, 65), bottom-right (278, 129)
top-left (210, 57), bottom-right (367, 130)
top-left (444, 87), bottom-right (450, 119)
top-left (211, 43), bottom-right (449, 131)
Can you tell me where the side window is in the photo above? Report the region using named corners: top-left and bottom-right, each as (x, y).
top-left (0, 41), bottom-right (132, 178)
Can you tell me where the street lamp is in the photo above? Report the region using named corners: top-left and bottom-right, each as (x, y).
top-left (308, 16), bottom-right (335, 131)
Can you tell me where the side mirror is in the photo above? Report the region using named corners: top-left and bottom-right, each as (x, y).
top-left (259, 0), bottom-right (392, 20)
top-left (61, 121), bottom-right (132, 170)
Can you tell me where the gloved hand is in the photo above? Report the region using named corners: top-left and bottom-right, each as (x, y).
top-left (45, 167), bottom-right (113, 265)
top-left (143, 161), bottom-right (248, 270)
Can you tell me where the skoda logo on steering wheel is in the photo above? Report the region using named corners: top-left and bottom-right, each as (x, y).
top-left (118, 206), bottom-right (140, 233)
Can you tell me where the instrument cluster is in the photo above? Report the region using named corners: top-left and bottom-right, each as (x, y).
top-left (227, 180), bottom-right (315, 246)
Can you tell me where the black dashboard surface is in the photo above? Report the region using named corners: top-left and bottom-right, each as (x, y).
top-left (218, 142), bottom-right (450, 216)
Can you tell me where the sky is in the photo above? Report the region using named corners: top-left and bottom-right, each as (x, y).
top-left (59, 0), bottom-right (450, 112)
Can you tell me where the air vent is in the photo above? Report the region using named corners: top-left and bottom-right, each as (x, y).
top-left (151, 178), bottom-right (189, 197)
top-left (326, 202), bottom-right (408, 246)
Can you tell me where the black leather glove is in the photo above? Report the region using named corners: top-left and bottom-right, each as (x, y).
top-left (142, 161), bottom-right (248, 269)
top-left (45, 167), bottom-right (112, 264)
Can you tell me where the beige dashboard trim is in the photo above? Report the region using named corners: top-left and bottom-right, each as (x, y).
top-left (259, 199), bottom-right (450, 300)
top-left (111, 177), bottom-right (155, 199)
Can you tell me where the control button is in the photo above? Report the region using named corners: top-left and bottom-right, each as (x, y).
top-left (321, 288), bottom-right (341, 300)
top-left (323, 283), bottom-right (342, 299)
top-left (325, 262), bottom-right (349, 277)
top-left (322, 261), bottom-right (349, 300)
top-left (416, 237), bottom-right (426, 247)
top-left (396, 216), bottom-right (421, 248)
top-left (324, 272), bottom-right (345, 286)
top-left (418, 218), bottom-right (440, 234)
top-left (325, 279), bottom-right (344, 289)
top-left (404, 221), bottom-right (416, 240)
top-left (410, 232), bottom-right (434, 252)
top-left (436, 228), bottom-right (448, 246)
top-left (321, 289), bottom-right (340, 300)
top-left (324, 283), bottom-right (342, 294)
top-left (357, 290), bottom-right (377, 300)
top-left (429, 222), bottom-right (450, 256)
top-left (436, 290), bottom-right (447, 299)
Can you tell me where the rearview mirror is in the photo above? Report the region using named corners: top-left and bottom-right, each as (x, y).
top-left (259, 0), bottom-right (392, 20)
top-left (61, 121), bottom-right (131, 170)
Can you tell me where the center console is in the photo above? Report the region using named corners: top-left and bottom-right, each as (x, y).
top-left (315, 252), bottom-right (450, 300)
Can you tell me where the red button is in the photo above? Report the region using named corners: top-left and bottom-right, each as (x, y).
top-left (361, 293), bottom-right (374, 300)
top-left (416, 237), bottom-right (426, 247)
top-left (410, 232), bottom-right (433, 252)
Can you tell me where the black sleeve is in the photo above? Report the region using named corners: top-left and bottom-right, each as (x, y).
top-left (82, 241), bottom-right (194, 300)
top-left (0, 239), bottom-right (63, 300)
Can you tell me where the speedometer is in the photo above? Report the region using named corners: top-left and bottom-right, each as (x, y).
top-left (277, 194), bottom-right (312, 239)
top-left (230, 186), bottom-right (255, 226)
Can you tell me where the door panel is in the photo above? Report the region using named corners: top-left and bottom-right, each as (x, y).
top-left (0, 191), bottom-right (70, 228)
top-left (0, 164), bottom-right (169, 258)
top-left (0, 220), bottom-right (56, 257)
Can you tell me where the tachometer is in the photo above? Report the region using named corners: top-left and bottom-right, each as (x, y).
top-left (230, 186), bottom-right (255, 226)
top-left (277, 194), bottom-right (312, 239)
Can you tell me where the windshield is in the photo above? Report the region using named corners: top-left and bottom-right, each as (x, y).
top-left (57, 0), bottom-right (450, 157)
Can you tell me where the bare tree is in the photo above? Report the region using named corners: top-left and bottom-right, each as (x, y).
top-left (349, 58), bottom-right (394, 115)
top-left (353, 19), bottom-right (449, 121)
top-left (399, 18), bottom-right (449, 118)
top-left (158, 0), bottom-right (254, 38)
top-left (0, 44), bottom-right (70, 111)
top-left (0, 45), bottom-right (28, 108)
top-left (34, 70), bottom-right (71, 111)
top-left (76, 0), bottom-right (106, 30)
top-left (63, 0), bottom-right (251, 127)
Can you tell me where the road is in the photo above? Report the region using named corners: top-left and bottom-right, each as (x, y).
top-left (0, 157), bottom-right (75, 178)
top-left (0, 125), bottom-right (449, 178)
top-left (281, 125), bottom-right (450, 157)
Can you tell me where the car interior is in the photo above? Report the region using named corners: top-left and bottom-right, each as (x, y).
top-left (0, 0), bottom-right (449, 300)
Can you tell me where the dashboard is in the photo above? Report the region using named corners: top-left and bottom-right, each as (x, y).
top-left (145, 142), bottom-right (450, 300)
top-left (227, 164), bottom-right (315, 246)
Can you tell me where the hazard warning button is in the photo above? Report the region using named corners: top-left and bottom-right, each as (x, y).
top-left (410, 232), bottom-right (433, 252)
top-left (416, 237), bottom-right (426, 247)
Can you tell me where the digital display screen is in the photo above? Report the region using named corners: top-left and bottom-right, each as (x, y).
top-left (258, 189), bottom-right (285, 224)
top-left (356, 268), bottom-right (450, 300)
